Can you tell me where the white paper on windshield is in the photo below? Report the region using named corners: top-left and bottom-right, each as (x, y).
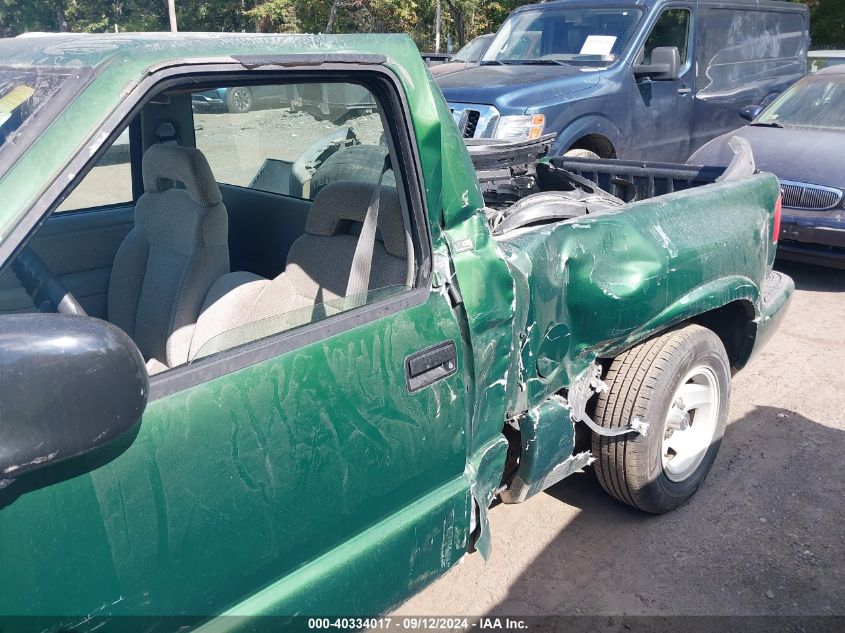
top-left (580, 35), bottom-right (617, 56)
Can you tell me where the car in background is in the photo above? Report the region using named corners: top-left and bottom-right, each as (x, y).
top-left (430, 34), bottom-right (494, 78)
top-left (191, 85), bottom-right (296, 113)
top-left (808, 50), bottom-right (845, 73)
top-left (192, 83), bottom-right (375, 120)
top-left (421, 52), bottom-right (452, 66)
top-left (689, 66), bottom-right (845, 268)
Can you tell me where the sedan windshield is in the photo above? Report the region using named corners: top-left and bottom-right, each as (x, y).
top-left (756, 74), bottom-right (845, 130)
top-left (452, 35), bottom-right (493, 63)
top-left (482, 6), bottom-right (643, 68)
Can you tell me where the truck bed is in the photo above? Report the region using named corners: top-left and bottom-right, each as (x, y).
top-left (469, 139), bottom-right (730, 209)
top-left (540, 156), bottom-right (727, 203)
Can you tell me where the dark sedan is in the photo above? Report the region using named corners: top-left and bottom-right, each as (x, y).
top-left (690, 67), bottom-right (845, 268)
top-left (429, 34), bottom-right (494, 78)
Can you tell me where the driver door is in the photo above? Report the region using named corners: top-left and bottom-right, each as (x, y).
top-left (629, 5), bottom-right (696, 162)
top-left (0, 71), bottom-right (472, 624)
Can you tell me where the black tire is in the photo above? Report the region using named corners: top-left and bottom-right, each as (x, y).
top-left (226, 87), bottom-right (253, 114)
top-left (591, 324), bottom-right (731, 513)
top-left (309, 144), bottom-right (396, 198)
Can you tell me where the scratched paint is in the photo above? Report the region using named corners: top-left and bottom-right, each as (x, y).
top-left (496, 172), bottom-right (782, 414)
top-left (0, 295), bottom-right (471, 621)
top-left (0, 32), bottom-right (793, 627)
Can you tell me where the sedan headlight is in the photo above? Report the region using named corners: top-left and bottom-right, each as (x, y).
top-left (494, 114), bottom-right (546, 141)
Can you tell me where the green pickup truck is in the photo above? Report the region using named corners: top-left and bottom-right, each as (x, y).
top-left (0, 33), bottom-right (791, 628)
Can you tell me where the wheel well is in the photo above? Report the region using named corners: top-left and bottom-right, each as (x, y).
top-left (691, 300), bottom-right (757, 372)
top-left (568, 134), bottom-right (617, 158)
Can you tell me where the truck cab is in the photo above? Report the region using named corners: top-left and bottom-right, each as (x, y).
top-left (437, 0), bottom-right (808, 163)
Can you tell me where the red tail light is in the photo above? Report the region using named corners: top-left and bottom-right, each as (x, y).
top-left (772, 193), bottom-right (782, 244)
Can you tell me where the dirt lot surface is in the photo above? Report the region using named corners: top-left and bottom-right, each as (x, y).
top-left (60, 106), bottom-right (383, 210)
top-left (194, 107), bottom-right (383, 188)
top-left (394, 260), bottom-right (844, 618)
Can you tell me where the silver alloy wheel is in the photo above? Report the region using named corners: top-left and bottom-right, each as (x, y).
top-left (661, 365), bottom-right (720, 482)
top-left (231, 88), bottom-right (252, 113)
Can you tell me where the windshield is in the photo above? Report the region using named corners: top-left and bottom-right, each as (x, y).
top-left (0, 66), bottom-right (87, 170)
top-left (482, 6), bottom-right (643, 68)
top-left (809, 55), bottom-right (845, 74)
top-left (756, 74), bottom-right (845, 130)
top-left (452, 35), bottom-right (493, 63)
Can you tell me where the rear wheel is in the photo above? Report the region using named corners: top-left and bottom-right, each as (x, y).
top-left (591, 325), bottom-right (731, 513)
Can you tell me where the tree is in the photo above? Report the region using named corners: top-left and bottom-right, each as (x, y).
top-left (796, 0), bottom-right (845, 48)
top-left (1, 1), bottom-right (841, 52)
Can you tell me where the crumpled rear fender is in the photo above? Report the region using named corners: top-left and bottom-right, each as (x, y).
top-left (497, 172), bottom-right (780, 415)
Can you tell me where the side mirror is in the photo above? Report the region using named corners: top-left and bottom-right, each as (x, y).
top-left (740, 104), bottom-right (763, 121)
top-left (634, 46), bottom-right (681, 81)
top-left (0, 314), bottom-right (148, 484)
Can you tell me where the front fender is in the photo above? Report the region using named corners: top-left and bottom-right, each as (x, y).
top-left (550, 113), bottom-right (624, 156)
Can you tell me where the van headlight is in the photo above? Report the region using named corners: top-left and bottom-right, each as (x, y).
top-left (494, 114), bottom-right (545, 140)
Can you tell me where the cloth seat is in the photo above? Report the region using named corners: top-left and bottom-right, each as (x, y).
top-left (108, 144), bottom-right (229, 372)
top-left (189, 180), bottom-right (408, 360)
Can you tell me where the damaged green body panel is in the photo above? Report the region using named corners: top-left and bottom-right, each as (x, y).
top-left (498, 173), bottom-right (779, 414)
top-left (0, 33), bottom-right (791, 626)
top-left (490, 176), bottom-right (787, 502)
top-left (499, 396), bottom-right (589, 505)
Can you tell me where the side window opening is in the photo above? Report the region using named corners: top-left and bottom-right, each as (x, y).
top-left (188, 80), bottom-right (416, 365)
top-left (642, 8), bottom-right (691, 65)
top-left (6, 76), bottom-right (419, 380)
top-left (55, 127), bottom-right (133, 212)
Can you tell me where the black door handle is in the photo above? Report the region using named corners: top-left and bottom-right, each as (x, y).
top-left (405, 340), bottom-right (458, 392)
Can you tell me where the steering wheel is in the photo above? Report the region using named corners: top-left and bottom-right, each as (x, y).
top-left (11, 245), bottom-right (87, 316)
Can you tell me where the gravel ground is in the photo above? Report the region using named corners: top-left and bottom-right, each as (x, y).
top-left (394, 260), bottom-right (845, 618)
top-left (61, 106), bottom-right (384, 210)
top-left (194, 107), bottom-right (384, 188)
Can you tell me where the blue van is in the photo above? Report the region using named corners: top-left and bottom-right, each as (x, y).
top-left (437, 0), bottom-right (808, 163)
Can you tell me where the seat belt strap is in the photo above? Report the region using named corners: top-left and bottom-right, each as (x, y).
top-left (345, 156), bottom-right (390, 304)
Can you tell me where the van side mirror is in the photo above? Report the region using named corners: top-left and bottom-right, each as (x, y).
top-left (634, 46), bottom-right (681, 81)
top-left (0, 314), bottom-right (148, 485)
top-left (740, 104), bottom-right (763, 121)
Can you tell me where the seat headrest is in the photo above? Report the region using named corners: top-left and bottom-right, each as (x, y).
top-left (142, 145), bottom-right (222, 207)
top-left (306, 181), bottom-right (407, 259)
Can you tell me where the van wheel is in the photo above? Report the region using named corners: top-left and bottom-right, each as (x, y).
top-left (591, 325), bottom-right (731, 513)
top-left (563, 148), bottom-right (600, 159)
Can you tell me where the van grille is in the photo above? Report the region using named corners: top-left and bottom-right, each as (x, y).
top-left (780, 180), bottom-right (843, 210)
top-left (463, 110), bottom-right (481, 138)
top-left (449, 103), bottom-right (500, 139)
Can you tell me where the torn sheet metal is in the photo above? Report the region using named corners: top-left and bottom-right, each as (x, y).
top-left (465, 434), bottom-right (508, 559)
top-left (506, 450), bottom-right (594, 505)
top-left (500, 395), bottom-right (582, 504)
top-left (495, 176), bottom-right (776, 417)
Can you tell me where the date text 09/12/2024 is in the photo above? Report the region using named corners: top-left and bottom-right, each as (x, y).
top-left (307, 617), bottom-right (528, 630)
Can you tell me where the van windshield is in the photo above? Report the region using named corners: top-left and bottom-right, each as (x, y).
top-left (482, 6), bottom-right (643, 69)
